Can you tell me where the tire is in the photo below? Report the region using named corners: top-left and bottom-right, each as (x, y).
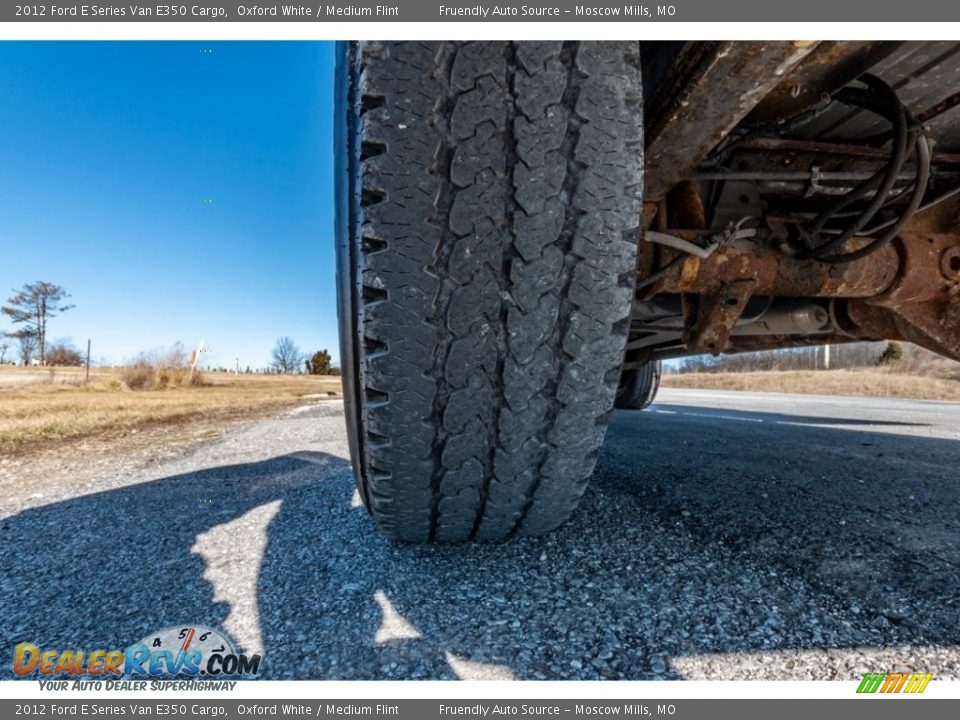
top-left (336, 41), bottom-right (643, 542)
top-left (615, 360), bottom-right (662, 410)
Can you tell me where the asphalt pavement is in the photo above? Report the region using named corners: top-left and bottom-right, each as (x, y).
top-left (2, 389), bottom-right (958, 680)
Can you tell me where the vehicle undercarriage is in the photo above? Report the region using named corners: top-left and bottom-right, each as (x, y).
top-left (629, 41), bottom-right (960, 373)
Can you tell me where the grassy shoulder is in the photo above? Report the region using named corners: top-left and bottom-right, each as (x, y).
top-left (662, 369), bottom-right (960, 401)
top-left (0, 367), bottom-right (341, 453)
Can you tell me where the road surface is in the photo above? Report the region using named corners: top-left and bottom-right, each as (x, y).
top-left (2, 389), bottom-right (958, 680)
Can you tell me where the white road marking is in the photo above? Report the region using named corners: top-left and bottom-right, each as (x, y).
top-left (670, 410), bottom-right (764, 423)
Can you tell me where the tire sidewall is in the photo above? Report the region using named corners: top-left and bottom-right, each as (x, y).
top-left (334, 41), bottom-right (370, 509)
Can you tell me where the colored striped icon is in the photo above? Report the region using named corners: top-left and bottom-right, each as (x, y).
top-left (857, 672), bottom-right (932, 694)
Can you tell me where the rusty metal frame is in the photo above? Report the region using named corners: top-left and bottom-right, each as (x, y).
top-left (645, 200), bottom-right (960, 360)
top-left (644, 41), bottom-right (821, 205)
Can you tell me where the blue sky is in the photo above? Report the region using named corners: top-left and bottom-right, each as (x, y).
top-left (0, 41), bottom-right (337, 370)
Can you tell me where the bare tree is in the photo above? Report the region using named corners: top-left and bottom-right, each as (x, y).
top-left (271, 336), bottom-right (303, 374)
top-left (2, 281), bottom-right (74, 365)
top-left (0, 340), bottom-right (9, 364)
top-left (11, 330), bottom-right (37, 366)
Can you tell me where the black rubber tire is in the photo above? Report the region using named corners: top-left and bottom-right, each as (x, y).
top-left (615, 360), bottom-right (662, 410)
top-left (336, 41), bottom-right (643, 542)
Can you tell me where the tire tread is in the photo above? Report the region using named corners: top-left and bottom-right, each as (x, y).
top-left (350, 41), bottom-right (642, 541)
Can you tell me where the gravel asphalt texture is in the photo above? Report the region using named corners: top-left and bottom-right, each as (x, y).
top-left (2, 389), bottom-right (958, 680)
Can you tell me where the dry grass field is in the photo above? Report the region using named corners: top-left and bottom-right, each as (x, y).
top-left (0, 366), bottom-right (341, 453)
top-left (663, 369), bottom-right (960, 402)
top-left (5, 362), bottom-right (957, 456)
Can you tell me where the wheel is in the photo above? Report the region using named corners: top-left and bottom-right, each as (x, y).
top-left (615, 360), bottom-right (662, 410)
top-left (335, 41), bottom-right (643, 542)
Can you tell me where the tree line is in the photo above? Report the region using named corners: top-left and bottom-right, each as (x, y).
top-left (1, 281), bottom-right (340, 376)
top-left (270, 336), bottom-right (340, 375)
top-left (1, 281), bottom-right (76, 366)
top-left (675, 341), bottom-right (914, 374)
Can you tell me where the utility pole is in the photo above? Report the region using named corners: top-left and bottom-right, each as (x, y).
top-left (85, 339), bottom-right (91, 383)
top-left (824, 343), bottom-right (831, 370)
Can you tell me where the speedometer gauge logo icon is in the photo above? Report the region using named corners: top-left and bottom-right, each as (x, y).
top-left (137, 626), bottom-right (234, 665)
top-left (125, 625), bottom-right (260, 677)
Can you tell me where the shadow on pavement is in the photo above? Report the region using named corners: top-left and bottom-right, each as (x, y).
top-left (2, 404), bottom-right (958, 680)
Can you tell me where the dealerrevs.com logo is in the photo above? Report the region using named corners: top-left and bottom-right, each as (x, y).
top-left (14, 625), bottom-right (261, 685)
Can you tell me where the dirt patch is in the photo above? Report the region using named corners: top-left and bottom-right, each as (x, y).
top-left (0, 401), bottom-right (342, 508)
